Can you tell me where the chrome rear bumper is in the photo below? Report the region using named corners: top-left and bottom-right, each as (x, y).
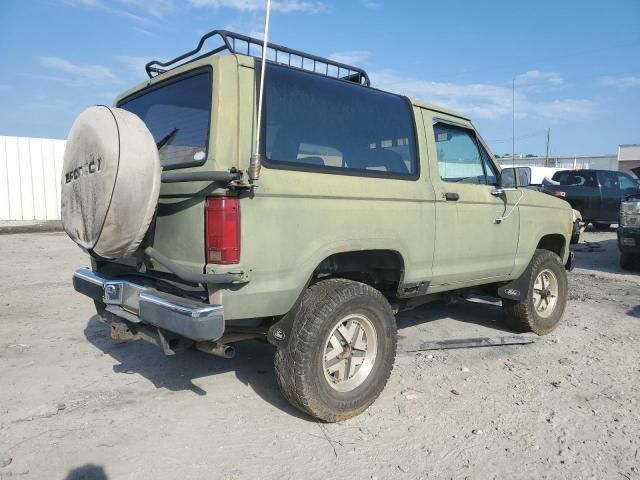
top-left (72, 268), bottom-right (224, 341)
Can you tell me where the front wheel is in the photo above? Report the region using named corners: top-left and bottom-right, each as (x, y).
top-left (503, 249), bottom-right (568, 335)
top-left (274, 279), bottom-right (397, 422)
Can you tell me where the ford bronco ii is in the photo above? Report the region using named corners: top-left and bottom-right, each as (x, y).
top-left (63, 31), bottom-right (574, 422)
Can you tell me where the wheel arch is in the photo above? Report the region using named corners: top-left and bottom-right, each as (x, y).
top-left (310, 249), bottom-right (406, 297)
top-left (536, 233), bottom-right (567, 260)
top-left (267, 249), bottom-right (405, 346)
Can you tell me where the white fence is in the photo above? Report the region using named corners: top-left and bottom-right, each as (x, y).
top-left (0, 136), bottom-right (66, 221)
top-left (497, 154), bottom-right (618, 171)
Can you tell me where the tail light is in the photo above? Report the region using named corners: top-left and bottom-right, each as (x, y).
top-left (205, 197), bottom-right (240, 264)
top-left (554, 191), bottom-right (566, 198)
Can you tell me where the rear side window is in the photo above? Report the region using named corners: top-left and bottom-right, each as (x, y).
top-left (263, 64), bottom-right (418, 178)
top-left (552, 171), bottom-right (597, 187)
top-left (118, 69), bottom-right (212, 169)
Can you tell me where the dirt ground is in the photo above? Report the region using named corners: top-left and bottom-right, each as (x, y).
top-left (1, 230), bottom-right (639, 480)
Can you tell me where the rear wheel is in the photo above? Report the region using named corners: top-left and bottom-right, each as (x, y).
top-left (503, 249), bottom-right (568, 335)
top-left (274, 279), bottom-right (396, 422)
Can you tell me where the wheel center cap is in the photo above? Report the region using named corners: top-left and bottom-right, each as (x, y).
top-left (339, 344), bottom-right (352, 359)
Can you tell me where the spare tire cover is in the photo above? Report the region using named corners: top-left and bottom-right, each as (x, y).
top-left (61, 106), bottom-right (161, 259)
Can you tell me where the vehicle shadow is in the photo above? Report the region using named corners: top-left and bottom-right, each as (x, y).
top-left (63, 464), bottom-right (108, 480)
top-left (83, 315), bottom-right (313, 422)
top-left (83, 300), bottom-right (518, 420)
top-left (397, 298), bottom-right (517, 338)
top-left (571, 238), bottom-right (640, 277)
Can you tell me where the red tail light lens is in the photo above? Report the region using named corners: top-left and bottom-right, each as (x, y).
top-left (554, 191), bottom-right (567, 198)
top-left (205, 197), bottom-right (240, 264)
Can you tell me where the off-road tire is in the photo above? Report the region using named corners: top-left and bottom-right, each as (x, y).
top-left (620, 252), bottom-right (640, 271)
top-left (274, 279), bottom-right (397, 422)
top-left (502, 249), bottom-right (568, 336)
top-left (592, 222), bottom-right (611, 230)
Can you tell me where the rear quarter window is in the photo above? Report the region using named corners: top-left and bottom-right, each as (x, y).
top-left (118, 69), bottom-right (212, 169)
top-left (263, 64), bottom-right (418, 179)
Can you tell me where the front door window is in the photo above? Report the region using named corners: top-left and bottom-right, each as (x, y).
top-left (434, 124), bottom-right (497, 185)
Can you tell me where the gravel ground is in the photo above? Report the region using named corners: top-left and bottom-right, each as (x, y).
top-left (1, 230), bottom-right (639, 480)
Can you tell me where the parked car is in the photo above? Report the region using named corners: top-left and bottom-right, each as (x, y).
top-left (542, 169), bottom-right (640, 229)
top-left (62, 30), bottom-right (575, 422)
top-left (618, 191), bottom-right (640, 270)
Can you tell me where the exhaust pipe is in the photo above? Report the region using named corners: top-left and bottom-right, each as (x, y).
top-left (195, 341), bottom-right (236, 359)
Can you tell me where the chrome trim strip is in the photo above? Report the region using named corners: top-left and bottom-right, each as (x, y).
top-left (139, 291), bottom-right (222, 318)
top-left (74, 268), bottom-right (105, 286)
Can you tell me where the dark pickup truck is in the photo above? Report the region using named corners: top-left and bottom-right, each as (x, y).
top-left (618, 190), bottom-right (640, 270)
top-left (543, 169), bottom-right (640, 228)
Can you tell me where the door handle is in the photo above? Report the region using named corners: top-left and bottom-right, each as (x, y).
top-left (444, 192), bottom-right (459, 201)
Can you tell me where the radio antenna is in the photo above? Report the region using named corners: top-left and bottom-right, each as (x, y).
top-left (248, 0), bottom-right (272, 184)
top-left (512, 77), bottom-right (517, 186)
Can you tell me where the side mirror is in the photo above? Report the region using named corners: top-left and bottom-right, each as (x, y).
top-left (500, 168), bottom-right (517, 188)
top-left (500, 166), bottom-right (531, 188)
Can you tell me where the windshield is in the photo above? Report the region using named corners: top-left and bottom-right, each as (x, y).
top-left (118, 68), bottom-right (212, 169)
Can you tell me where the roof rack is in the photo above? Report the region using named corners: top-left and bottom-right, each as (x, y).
top-left (145, 30), bottom-right (370, 87)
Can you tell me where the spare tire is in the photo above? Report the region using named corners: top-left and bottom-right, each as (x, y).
top-left (61, 106), bottom-right (161, 259)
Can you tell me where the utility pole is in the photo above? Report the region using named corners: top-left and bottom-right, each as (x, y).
top-left (545, 128), bottom-right (550, 167)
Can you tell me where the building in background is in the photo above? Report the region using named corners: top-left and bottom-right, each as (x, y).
top-left (618, 144), bottom-right (640, 175)
top-left (497, 154), bottom-right (618, 171)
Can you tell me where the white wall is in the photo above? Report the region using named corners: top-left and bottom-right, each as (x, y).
top-left (0, 136), bottom-right (66, 221)
top-left (498, 155), bottom-right (618, 171)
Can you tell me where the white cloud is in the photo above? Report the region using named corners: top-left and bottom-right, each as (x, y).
top-left (371, 70), bottom-right (596, 121)
top-left (360, 0), bottom-right (381, 8)
top-left (117, 0), bottom-right (173, 17)
top-left (600, 75), bottom-right (640, 88)
top-left (523, 99), bottom-right (596, 119)
top-left (36, 56), bottom-right (118, 86)
top-left (516, 70), bottom-right (563, 86)
top-left (63, 0), bottom-right (172, 22)
top-left (189, 0), bottom-right (323, 13)
top-left (328, 50), bottom-right (370, 65)
top-left (116, 55), bottom-right (156, 77)
top-left (133, 26), bottom-right (155, 36)
top-left (25, 99), bottom-right (73, 111)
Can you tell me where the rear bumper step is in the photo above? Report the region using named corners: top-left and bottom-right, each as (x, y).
top-left (73, 268), bottom-right (224, 341)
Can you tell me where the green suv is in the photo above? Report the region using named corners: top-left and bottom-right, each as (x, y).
top-left (63, 31), bottom-right (574, 422)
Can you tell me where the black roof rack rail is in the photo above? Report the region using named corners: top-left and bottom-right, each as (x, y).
top-left (145, 30), bottom-right (371, 87)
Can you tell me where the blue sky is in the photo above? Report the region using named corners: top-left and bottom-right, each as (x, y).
top-left (0, 0), bottom-right (638, 156)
